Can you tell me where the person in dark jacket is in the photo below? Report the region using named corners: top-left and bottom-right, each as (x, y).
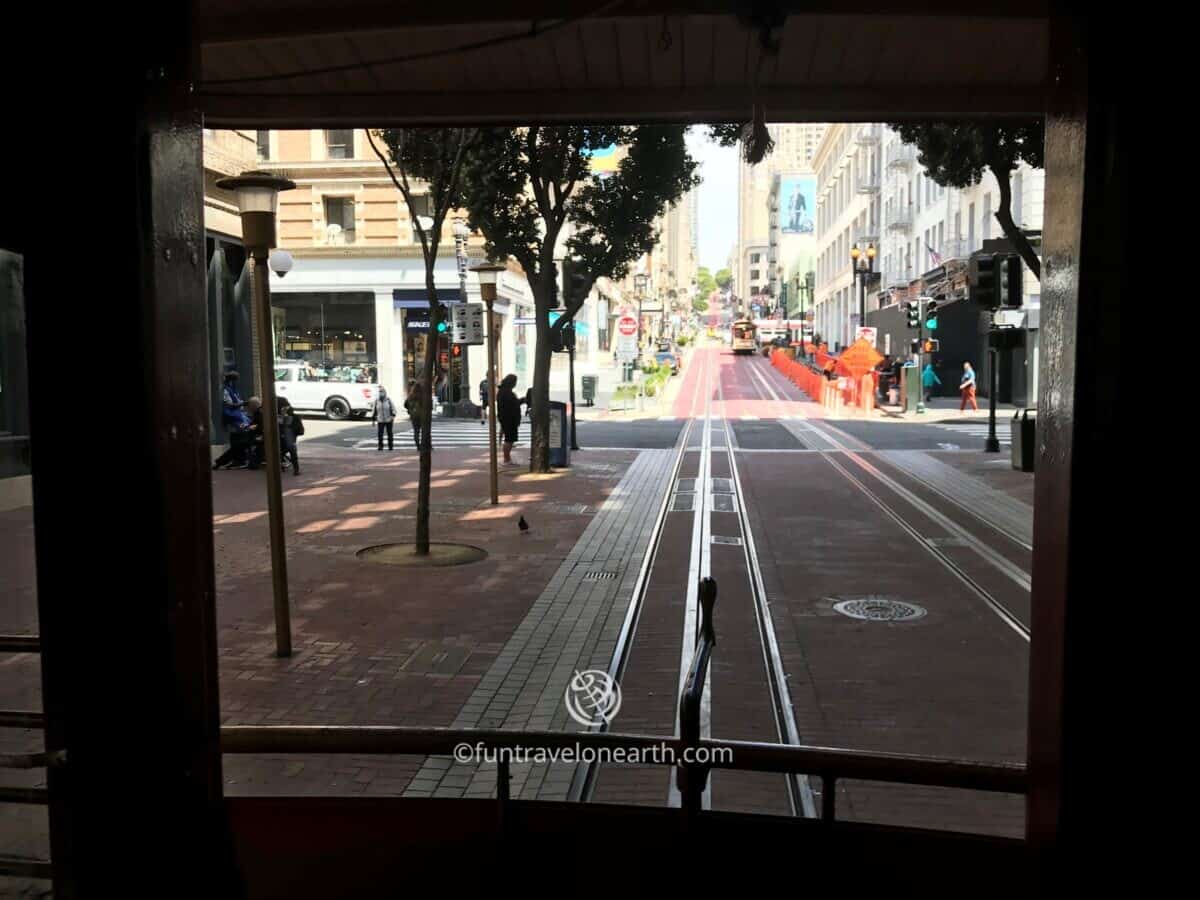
top-left (496, 374), bottom-right (522, 465)
top-left (243, 397), bottom-right (266, 469)
top-left (278, 398), bottom-right (304, 475)
top-left (213, 372), bottom-right (252, 470)
top-left (479, 378), bottom-right (489, 425)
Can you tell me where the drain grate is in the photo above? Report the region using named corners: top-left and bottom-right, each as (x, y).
top-left (831, 596), bottom-right (926, 622)
top-left (711, 494), bottom-right (737, 513)
top-left (671, 493), bottom-right (696, 511)
top-left (583, 570), bottom-right (619, 582)
top-left (711, 534), bottom-right (743, 546)
top-left (711, 478), bottom-right (734, 494)
top-left (676, 478), bottom-right (697, 493)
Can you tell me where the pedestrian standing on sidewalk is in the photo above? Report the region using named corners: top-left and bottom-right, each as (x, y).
top-left (496, 374), bottom-right (522, 466)
top-left (479, 378), bottom-right (489, 426)
top-left (244, 397), bottom-right (265, 469)
top-left (922, 361), bottom-right (942, 405)
top-left (404, 381), bottom-right (428, 450)
top-left (372, 386), bottom-right (398, 451)
top-left (959, 361), bottom-right (979, 411)
top-left (278, 398), bottom-right (304, 475)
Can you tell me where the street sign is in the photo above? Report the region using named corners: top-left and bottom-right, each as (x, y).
top-left (615, 313), bottom-right (639, 362)
top-left (855, 326), bottom-right (878, 347)
top-left (451, 302), bottom-right (485, 345)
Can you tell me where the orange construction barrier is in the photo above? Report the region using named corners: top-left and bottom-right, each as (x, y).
top-left (770, 349), bottom-right (877, 417)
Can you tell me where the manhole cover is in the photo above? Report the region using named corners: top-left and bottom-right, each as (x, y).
top-left (582, 570), bottom-right (619, 582)
top-left (831, 596), bottom-right (926, 622)
top-left (711, 478), bottom-right (734, 494)
top-left (711, 535), bottom-right (743, 546)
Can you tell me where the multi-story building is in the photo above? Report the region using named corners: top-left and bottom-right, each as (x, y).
top-left (251, 129), bottom-right (533, 403)
top-left (767, 170), bottom-right (817, 321)
top-left (812, 123), bottom-right (882, 350)
top-left (872, 126), bottom-right (1045, 403)
top-left (736, 124), bottom-right (828, 308)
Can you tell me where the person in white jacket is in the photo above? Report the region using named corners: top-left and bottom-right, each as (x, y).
top-left (371, 387), bottom-right (398, 451)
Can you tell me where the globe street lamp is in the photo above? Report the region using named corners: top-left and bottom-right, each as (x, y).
top-left (216, 169), bottom-right (296, 658)
top-left (850, 242), bottom-right (876, 339)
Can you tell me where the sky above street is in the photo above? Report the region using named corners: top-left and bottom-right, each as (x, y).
top-left (686, 128), bottom-right (737, 275)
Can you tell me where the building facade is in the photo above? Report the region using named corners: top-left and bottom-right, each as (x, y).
top-left (812, 123), bottom-right (881, 350)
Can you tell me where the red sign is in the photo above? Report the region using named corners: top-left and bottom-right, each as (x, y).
top-left (617, 315), bottom-right (638, 337)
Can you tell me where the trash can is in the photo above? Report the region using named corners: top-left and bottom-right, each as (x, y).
top-left (581, 375), bottom-right (597, 406)
top-left (548, 400), bottom-right (570, 468)
top-left (1011, 409), bottom-right (1035, 472)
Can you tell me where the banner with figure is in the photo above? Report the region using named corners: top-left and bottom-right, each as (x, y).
top-left (781, 177), bottom-right (816, 234)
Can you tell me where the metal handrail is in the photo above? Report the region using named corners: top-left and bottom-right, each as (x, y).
top-left (0, 635), bottom-right (39, 654)
top-left (0, 711), bottom-right (44, 729)
top-left (676, 577), bottom-right (717, 813)
top-left (220, 726), bottom-right (1024, 796)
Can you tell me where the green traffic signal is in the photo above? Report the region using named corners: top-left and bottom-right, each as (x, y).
top-left (436, 320), bottom-right (447, 333)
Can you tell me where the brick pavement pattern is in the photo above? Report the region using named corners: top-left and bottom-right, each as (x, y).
top-left (403, 450), bottom-right (677, 801)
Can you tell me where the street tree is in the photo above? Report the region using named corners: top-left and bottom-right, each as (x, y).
top-left (888, 122), bottom-right (1044, 280)
top-left (369, 127), bottom-right (475, 554)
top-left (692, 297), bottom-right (709, 313)
top-left (696, 267), bottom-right (716, 298)
top-left (460, 126), bottom-right (698, 471)
top-left (714, 268), bottom-right (732, 290)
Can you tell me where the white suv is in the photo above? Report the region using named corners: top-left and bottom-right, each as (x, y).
top-left (273, 361), bottom-right (378, 420)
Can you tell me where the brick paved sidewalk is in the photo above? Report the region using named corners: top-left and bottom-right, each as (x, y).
top-left (210, 443), bottom-right (653, 798)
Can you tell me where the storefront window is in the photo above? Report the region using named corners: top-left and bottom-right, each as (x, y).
top-left (272, 292), bottom-right (376, 368)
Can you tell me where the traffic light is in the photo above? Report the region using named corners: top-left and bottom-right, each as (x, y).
top-left (968, 253), bottom-right (998, 309)
top-left (998, 254), bottom-right (1022, 307)
top-left (451, 344), bottom-right (462, 358)
top-left (922, 338), bottom-right (940, 353)
top-left (924, 299), bottom-right (939, 330)
top-left (435, 319), bottom-right (448, 334)
top-left (905, 299), bottom-right (920, 329)
top-left (909, 338), bottom-right (921, 354)
top-left (561, 258), bottom-right (589, 309)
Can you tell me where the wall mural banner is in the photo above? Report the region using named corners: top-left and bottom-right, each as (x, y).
top-left (780, 177), bottom-right (816, 234)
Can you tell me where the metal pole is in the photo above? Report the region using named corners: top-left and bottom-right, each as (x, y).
top-left (915, 302), bottom-right (925, 415)
top-left (568, 331), bottom-right (579, 451)
top-left (249, 254), bottom-right (292, 657)
top-left (485, 294), bottom-right (499, 503)
top-left (985, 346), bottom-right (1001, 452)
top-left (454, 231), bottom-right (471, 407)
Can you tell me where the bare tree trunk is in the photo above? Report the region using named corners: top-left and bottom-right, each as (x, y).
top-left (415, 268), bottom-right (440, 554)
top-left (991, 160), bottom-right (1042, 281)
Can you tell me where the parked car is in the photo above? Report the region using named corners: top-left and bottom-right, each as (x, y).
top-left (654, 343), bottom-right (681, 374)
top-left (273, 360), bottom-right (378, 420)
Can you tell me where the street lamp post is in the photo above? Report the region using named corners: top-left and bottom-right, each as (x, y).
top-left (452, 219), bottom-right (473, 411)
top-left (471, 262), bottom-right (507, 503)
top-left (850, 242), bottom-right (876, 339)
top-left (216, 170), bottom-right (296, 658)
top-left (985, 346), bottom-right (1001, 452)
